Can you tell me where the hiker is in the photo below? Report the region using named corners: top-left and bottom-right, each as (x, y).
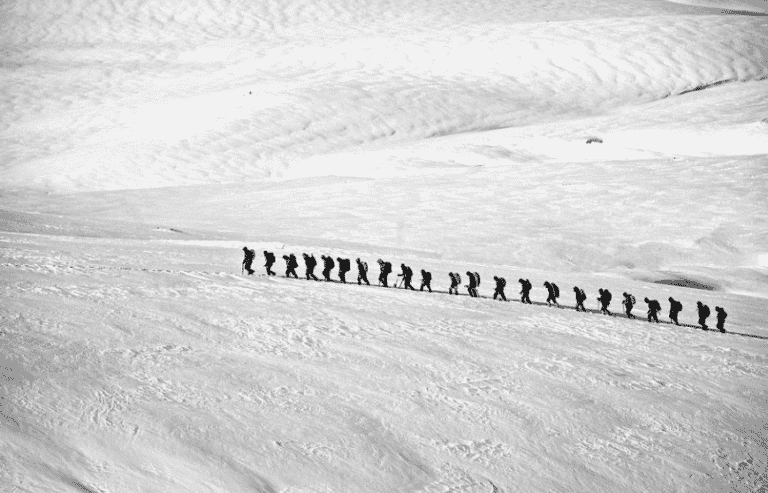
top-left (644, 297), bottom-right (661, 323)
top-left (420, 269), bottom-right (432, 292)
top-left (597, 288), bottom-right (612, 315)
top-left (519, 278), bottom-right (532, 304)
top-left (282, 254), bottom-right (299, 278)
top-left (493, 276), bottom-right (507, 301)
top-left (303, 253), bottom-right (319, 281)
top-left (336, 257), bottom-right (351, 283)
top-left (466, 271), bottom-right (479, 297)
top-left (448, 272), bottom-right (461, 295)
top-left (356, 258), bottom-right (369, 285)
top-left (377, 259), bottom-right (392, 287)
top-left (321, 255), bottom-right (335, 282)
top-left (544, 281), bottom-right (560, 306)
top-left (242, 247), bottom-right (255, 275)
top-left (668, 297), bottom-right (682, 325)
top-left (697, 301), bottom-right (710, 330)
top-left (573, 286), bottom-right (587, 312)
top-left (622, 292), bottom-right (636, 319)
top-left (715, 306), bottom-right (727, 333)
top-left (400, 264), bottom-right (415, 290)
top-left (263, 250), bottom-right (276, 276)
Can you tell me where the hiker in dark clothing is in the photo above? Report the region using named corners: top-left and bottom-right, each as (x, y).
top-left (622, 292), bottom-right (636, 319)
top-left (644, 297), bottom-right (661, 323)
top-left (466, 271), bottom-right (479, 297)
top-left (697, 301), bottom-right (710, 330)
top-left (336, 257), bottom-right (351, 283)
top-left (400, 264), bottom-right (415, 290)
top-left (356, 258), bottom-right (369, 285)
top-left (420, 269), bottom-right (432, 292)
top-left (519, 278), bottom-right (532, 304)
top-left (668, 297), bottom-right (682, 325)
top-left (263, 250), bottom-right (276, 276)
top-left (242, 247), bottom-right (255, 275)
top-left (448, 272), bottom-right (461, 295)
top-left (598, 289), bottom-right (612, 315)
top-left (573, 286), bottom-right (587, 312)
top-left (493, 276), bottom-right (507, 301)
top-left (544, 282), bottom-right (560, 306)
top-left (715, 306), bottom-right (727, 333)
top-left (282, 254), bottom-right (299, 278)
top-left (303, 253), bottom-right (319, 281)
top-left (377, 259), bottom-right (392, 287)
top-left (321, 255), bottom-right (335, 282)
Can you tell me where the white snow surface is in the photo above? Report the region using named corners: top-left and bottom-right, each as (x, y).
top-left (1, 0), bottom-right (768, 491)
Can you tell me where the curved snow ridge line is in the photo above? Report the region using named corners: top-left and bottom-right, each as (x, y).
top-left (0, 0), bottom-right (741, 45)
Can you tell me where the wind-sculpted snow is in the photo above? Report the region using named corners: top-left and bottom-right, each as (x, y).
top-left (1, 229), bottom-right (767, 491)
top-left (1, 0), bottom-right (767, 189)
top-left (2, 0), bottom-right (768, 491)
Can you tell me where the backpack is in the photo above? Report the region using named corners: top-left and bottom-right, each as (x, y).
top-left (244, 249), bottom-right (255, 261)
top-left (579, 288), bottom-right (586, 302)
top-left (265, 252), bottom-right (275, 263)
top-left (383, 262), bottom-right (391, 274)
top-left (650, 300), bottom-right (660, 311)
top-left (474, 272), bottom-right (480, 287)
top-left (498, 277), bottom-right (506, 288)
top-left (552, 283), bottom-right (559, 298)
top-left (361, 261), bottom-right (368, 272)
top-left (630, 295), bottom-right (636, 305)
top-left (603, 290), bottom-right (612, 303)
top-left (339, 258), bottom-right (350, 271)
top-left (675, 301), bottom-right (683, 311)
top-left (289, 255), bottom-right (298, 268)
top-left (454, 273), bottom-right (461, 285)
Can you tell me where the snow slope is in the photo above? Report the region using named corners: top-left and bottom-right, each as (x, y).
top-left (1, 0), bottom-right (767, 491)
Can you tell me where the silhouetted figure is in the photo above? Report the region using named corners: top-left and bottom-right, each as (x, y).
top-left (356, 258), bottom-right (369, 285)
top-left (519, 278), bottom-right (532, 304)
top-left (282, 254), bottom-right (299, 278)
top-left (263, 250), bottom-right (276, 276)
top-left (544, 282), bottom-right (560, 306)
top-left (697, 301), bottom-right (710, 330)
top-left (493, 276), bottom-right (507, 301)
top-left (448, 272), bottom-right (461, 295)
top-left (644, 297), bottom-right (661, 323)
top-left (668, 297), bottom-right (682, 325)
top-left (303, 253), bottom-right (319, 281)
top-left (336, 257), bottom-right (351, 283)
top-left (377, 259), bottom-right (392, 287)
top-left (399, 264), bottom-right (415, 290)
top-left (715, 306), bottom-right (727, 333)
top-left (466, 271), bottom-right (480, 297)
top-left (321, 255), bottom-right (335, 282)
top-left (420, 269), bottom-right (432, 292)
top-left (622, 292), bottom-right (636, 319)
top-left (242, 247), bottom-right (255, 275)
top-left (597, 289), bottom-right (612, 315)
top-left (573, 286), bottom-right (587, 312)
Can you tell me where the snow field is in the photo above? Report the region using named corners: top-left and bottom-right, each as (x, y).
top-left (2, 1), bottom-right (767, 190)
top-left (2, 0), bottom-right (768, 491)
top-left (1, 229), bottom-right (767, 492)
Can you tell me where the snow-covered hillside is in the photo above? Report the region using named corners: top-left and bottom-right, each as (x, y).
top-left (1, 0), bottom-right (767, 491)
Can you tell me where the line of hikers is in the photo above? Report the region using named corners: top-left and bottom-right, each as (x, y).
top-left (242, 248), bottom-right (728, 333)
